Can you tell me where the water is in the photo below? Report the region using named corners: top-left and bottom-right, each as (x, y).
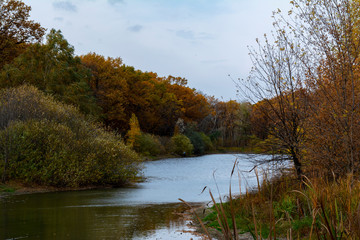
top-left (0, 154), bottom-right (269, 239)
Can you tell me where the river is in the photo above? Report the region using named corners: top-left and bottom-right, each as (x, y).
top-left (0, 154), bottom-right (270, 240)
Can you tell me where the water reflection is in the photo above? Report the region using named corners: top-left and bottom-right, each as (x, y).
top-left (1, 193), bottom-right (199, 240)
top-left (1, 154), bottom-right (266, 239)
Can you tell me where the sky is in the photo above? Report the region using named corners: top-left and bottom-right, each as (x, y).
top-left (24, 0), bottom-right (291, 101)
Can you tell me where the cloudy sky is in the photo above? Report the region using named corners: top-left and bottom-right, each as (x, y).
top-left (25, 0), bottom-right (290, 101)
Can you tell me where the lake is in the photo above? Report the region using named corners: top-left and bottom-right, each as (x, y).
top-left (0, 154), bottom-right (270, 239)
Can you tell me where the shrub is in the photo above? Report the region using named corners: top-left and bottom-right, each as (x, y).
top-left (0, 84), bottom-right (85, 129)
top-left (170, 134), bottom-right (194, 156)
top-left (199, 132), bottom-right (213, 151)
top-left (133, 133), bottom-right (165, 156)
top-left (0, 85), bottom-right (141, 187)
top-left (185, 130), bottom-right (206, 155)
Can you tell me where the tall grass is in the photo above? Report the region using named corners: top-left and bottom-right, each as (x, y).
top-left (182, 165), bottom-right (360, 239)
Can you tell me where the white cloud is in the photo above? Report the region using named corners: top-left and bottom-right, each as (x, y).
top-left (52, 1), bottom-right (77, 12)
top-left (127, 24), bottom-right (144, 33)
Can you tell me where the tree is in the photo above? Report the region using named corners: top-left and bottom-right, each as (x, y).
top-left (295, 0), bottom-right (360, 176)
top-left (81, 55), bottom-right (184, 135)
top-left (250, 100), bottom-right (270, 140)
top-left (0, 29), bottom-right (100, 116)
top-left (0, 0), bottom-right (45, 68)
top-left (126, 113), bottom-right (141, 148)
top-left (238, 8), bottom-right (309, 179)
top-left (170, 134), bottom-right (194, 156)
top-left (81, 53), bottom-right (128, 126)
top-left (212, 100), bottom-right (252, 147)
top-left (168, 83), bottom-right (210, 123)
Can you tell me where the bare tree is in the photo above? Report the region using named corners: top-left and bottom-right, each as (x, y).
top-left (238, 0), bottom-right (360, 177)
top-left (237, 25), bottom-right (308, 179)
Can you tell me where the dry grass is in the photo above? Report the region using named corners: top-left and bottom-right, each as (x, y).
top-left (182, 165), bottom-right (360, 239)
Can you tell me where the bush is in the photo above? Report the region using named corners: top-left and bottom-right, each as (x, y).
top-left (133, 133), bottom-right (165, 156)
top-left (185, 130), bottom-right (207, 155)
top-left (199, 132), bottom-right (213, 151)
top-left (0, 84), bottom-right (85, 129)
top-left (170, 134), bottom-right (194, 156)
top-left (0, 85), bottom-right (141, 187)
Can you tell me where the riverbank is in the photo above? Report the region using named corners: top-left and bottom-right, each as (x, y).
top-left (0, 181), bottom-right (113, 198)
top-left (196, 171), bottom-right (360, 239)
top-left (187, 202), bottom-right (263, 240)
top-left (0, 178), bottom-right (145, 199)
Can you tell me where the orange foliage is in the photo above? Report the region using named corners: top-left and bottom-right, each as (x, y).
top-left (81, 53), bottom-right (211, 136)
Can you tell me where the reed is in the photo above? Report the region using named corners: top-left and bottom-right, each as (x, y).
top-left (183, 164), bottom-right (360, 239)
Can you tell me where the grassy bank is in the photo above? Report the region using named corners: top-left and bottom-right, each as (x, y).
top-left (194, 171), bottom-right (360, 239)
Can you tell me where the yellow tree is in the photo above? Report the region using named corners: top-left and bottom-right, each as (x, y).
top-left (126, 113), bottom-right (141, 148)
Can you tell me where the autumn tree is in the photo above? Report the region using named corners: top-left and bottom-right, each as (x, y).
top-left (271, 0), bottom-right (360, 176)
top-left (126, 113), bottom-right (141, 147)
top-left (241, 0), bottom-right (360, 178)
top-left (81, 53), bottom-right (128, 127)
top-left (250, 100), bottom-right (269, 140)
top-left (0, 0), bottom-right (45, 68)
top-left (134, 73), bottom-right (182, 135)
top-left (294, 0), bottom-right (360, 176)
top-left (167, 79), bottom-right (210, 124)
top-left (214, 100), bottom-right (252, 147)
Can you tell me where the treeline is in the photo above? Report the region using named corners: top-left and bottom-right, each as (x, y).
top-left (0, 28), bottom-right (254, 157)
top-left (0, 3), bottom-right (254, 159)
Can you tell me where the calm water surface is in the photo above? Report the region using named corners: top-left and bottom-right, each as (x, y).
top-left (0, 154), bottom-right (268, 240)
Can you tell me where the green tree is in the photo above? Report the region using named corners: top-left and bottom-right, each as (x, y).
top-left (133, 133), bottom-right (165, 156)
top-left (170, 134), bottom-right (194, 156)
top-left (0, 29), bottom-right (99, 116)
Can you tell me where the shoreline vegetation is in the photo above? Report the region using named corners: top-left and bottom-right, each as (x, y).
top-left (0, 150), bottom-right (253, 197)
top-left (188, 171), bottom-right (360, 240)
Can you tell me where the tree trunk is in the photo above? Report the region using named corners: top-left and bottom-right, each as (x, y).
top-left (290, 147), bottom-right (302, 181)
